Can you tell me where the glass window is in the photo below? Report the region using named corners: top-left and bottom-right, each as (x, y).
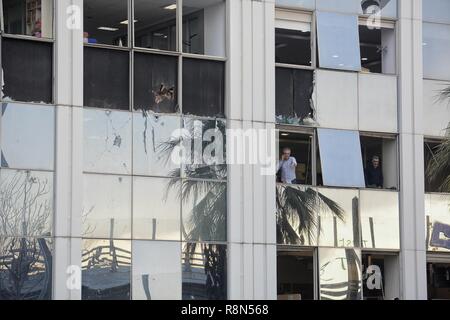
top-left (82, 239), bottom-right (131, 300)
top-left (275, 0), bottom-right (315, 10)
top-left (0, 237), bottom-right (52, 300)
top-left (1, 103), bottom-right (54, 171)
top-left (0, 169), bottom-right (53, 237)
top-left (182, 0), bottom-right (226, 57)
top-left (317, 188), bottom-right (360, 248)
top-left (84, 109), bottom-right (132, 175)
top-left (182, 58), bottom-right (225, 117)
top-left (134, 0), bottom-right (177, 51)
top-left (319, 247), bottom-right (362, 300)
top-left (423, 0), bottom-right (450, 24)
top-left (360, 190), bottom-right (400, 250)
top-left (83, 0), bottom-right (128, 46)
top-left (133, 114), bottom-right (182, 177)
top-left (426, 194), bottom-right (450, 252)
top-left (182, 243), bottom-right (227, 300)
top-left (133, 177), bottom-right (181, 241)
top-left (84, 46), bottom-right (130, 110)
top-left (362, 254), bottom-right (400, 300)
top-left (424, 140), bottom-right (450, 193)
top-left (360, 0), bottom-right (397, 18)
top-left (83, 174), bottom-right (131, 239)
top-left (316, 11), bottom-right (361, 72)
top-left (182, 180), bottom-right (227, 242)
top-left (1, 38), bottom-right (53, 103)
top-left (317, 129), bottom-right (366, 188)
top-left (134, 52), bottom-right (178, 113)
top-left (2, 0), bottom-right (54, 38)
top-left (423, 23), bottom-right (450, 81)
top-left (132, 240), bottom-right (182, 300)
top-left (276, 68), bottom-right (314, 125)
top-left (359, 24), bottom-right (396, 74)
top-left (182, 118), bottom-right (226, 180)
top-left (275, 27), bottom-right (311, 66)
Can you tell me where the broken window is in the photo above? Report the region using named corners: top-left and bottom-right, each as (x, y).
top-left (423, 22), bottom-right (450, 81)
top-left (2, 0), bottom-right (54, 39)
top-left (82, 174), bottom-right (132, 239)
top-left (424, 140), bottom-right (450, 193)
top-left (427, 261), bottom-right (450, 300)
top-left (318, 248), bottom-right (362, 300)
top-left (317, 129), bottom-right (366, 188)
top-left (84, 46), bottom-right (130, 110)
top-left (134, 52), bottom-right (178, 113)
top-left (84, 0), bottom-right (128, 46)
top-left (359, 21), bottom-right (396, 74)
top-left (360, 190), bottom-right (399, 250)
top-left (83, 109), bottom-right (132, 175)
top-left (316, 11), bottom-right (361, 72)
top-left (0, 237), bottom-right (52, 300)
top-left (134, 0), bottom-right (177, 51)
top-left (82, 239), bottom-right (131, 300)
top-left (276, 28), bottom-right (312, 66)
top-left (132, 241), bottom-right (181, 300)
top-left (277, 250), bottom-right (315, 300)
top-left (182, 0), bottom-right (226, 57)
top-left (362, 254), bottom-right (400, 300)
top-left (182, 58), bottom-right (225, 117)
top-left (133, 177), bottom-right (181, 241)
top-left (182, 243), bottom-right (227, 300)
top-left (1, 37), bottom-right (53, 103)
top-left (1, 103), bottom-right (54, 171)
top-left (276, 68), bottom-right (314, 125)
top-left (360, 135), bottom-right (398, 190)
top-left (425, 193), bottom-right (450, 253)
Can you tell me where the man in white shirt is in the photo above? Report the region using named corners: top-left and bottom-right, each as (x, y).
top-left (277, 147), bottom-right (298, 184)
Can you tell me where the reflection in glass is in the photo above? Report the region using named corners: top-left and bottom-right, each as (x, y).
top-left (316, 0), bottom-right (361, 13)
top-left (0, 169), bottom-right (53, 237)
top-left (1, 103), bottom-right (54, 170)
top-left (181, 180), bottom-right (226, 242)
top-left (182, 0), bottom-right (226, 56)
top-left (0, 237), bottom-right (52, 300)
top-left (316, 11), bottom-right (361, 72)
top-left (82, 239), bottom-right (131, 300)
top-left (426, 194), bottom-right (450, 252)
top-left (133, 113), bottom-right (181, 177)
top-left (133, 177), bottom-right (181, 241)
top-left (134, 0), bottom-right (177, 51)
top-left (317, 129), bottom-right (366, 188)
top-left (317, 188), bottom-right (360, 248)
top-left (2, 0), bottom-right (54, 38)
top-left (360, 190), bottom-right (399, 250)
top-left (83, 174), bottom-right (131, 239)
top-left (360, 0), bottom-right (397, 18)
top-left (132, 241), bottom-right (181, 300)
top-left (182, 243), bottom-right (227, 300)
top-left (423, 23), bottom-right (450, 81)
top-left (319, 248), bottom-right (362, 300)
top-left (83, 0), bottom-right (128, 46)
top-left (84, 109), bottom-right (132, 175)
top-left (182, 118), bottom-right (227, 180)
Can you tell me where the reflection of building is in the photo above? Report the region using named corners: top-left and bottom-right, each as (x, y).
top-left (0, 0), bottom-right (449, 301)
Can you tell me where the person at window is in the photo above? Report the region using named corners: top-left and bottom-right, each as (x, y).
top-left (365, 155), bottom-right (384, 188)
top-left (277, 147), bottom-right (297, 184)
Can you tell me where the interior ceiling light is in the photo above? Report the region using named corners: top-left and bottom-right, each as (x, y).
top-left (281, 133), bottom-right (290, 136)
top-left (120, 19), bottom-right (138, 25)
top-left (164, 4), bottom-right (177, 10)
top-left (362, 57), bottom-right (368, 61)
top-left (98, 26), bottom-right (119, 31)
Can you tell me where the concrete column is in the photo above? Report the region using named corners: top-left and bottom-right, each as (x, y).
top-left (53, 0), bottom-right (84, 300)
top-left (397, 0), bottom-right (427, 300)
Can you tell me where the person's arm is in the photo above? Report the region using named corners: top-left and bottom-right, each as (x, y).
top-left (291, 157), bottom-right (297, 167)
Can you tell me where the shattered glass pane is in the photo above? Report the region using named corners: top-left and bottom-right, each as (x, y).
top-left (82, 239), bottom-right (131, 300)
top-left (1, 38), bottom-right (53, 104)
top-left (276, 68), bottom-right (315, 125)
top-left (133, 176), bottom-right (181, 241)
top-left (182, 118), bottom-right (227, 180)
top-left (319, 247), bottom-right (362, 300)
top-left (83, 174), bottom-right (131, 239)
top-left (182, 58), bottom-right (225, 118)
top-left (182, 243), bottom-right (227, 300)
top-left (1, 103), bottom-right (55, 171)
top-left (134, 52), bottom-right (178, 113)
top-left (133, 113), bottom-right (182, 177)
top-left (181, 180), bottom-right (227, 242)
top-left (0, 169), bottom-right (53, 238)
top-left (426, 193), bottom-right (450, 252)
top-left (132, 240), bottom-right (181, 300)
top-left (0, 237), bottom-right (52, 300)
top-left (84, 109), bottom-right (132, 175)
top-left (84, 46), bottom-right (129, 110)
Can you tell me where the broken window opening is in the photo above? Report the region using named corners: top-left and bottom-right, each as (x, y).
top-left (427, 261), bottom-right (450, 300)
top-left (276, 27), bottom-right (312, 66)
top-left (362, 253), bottom-right (400, 300)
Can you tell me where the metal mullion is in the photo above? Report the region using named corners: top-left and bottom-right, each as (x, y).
top-left (311, 11), bottom-right (317, 69)
top-left (181, 52), bottom-right (227, 62)
top-left (129, 0), bottom-right (134, 112)
top-left (275, 62), bottom-right (314, 71)
top-left (1, 33), bottom-right (55, 43)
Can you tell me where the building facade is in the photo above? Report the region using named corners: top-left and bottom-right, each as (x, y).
top-left (0, 0), bottom-right (449, 300)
